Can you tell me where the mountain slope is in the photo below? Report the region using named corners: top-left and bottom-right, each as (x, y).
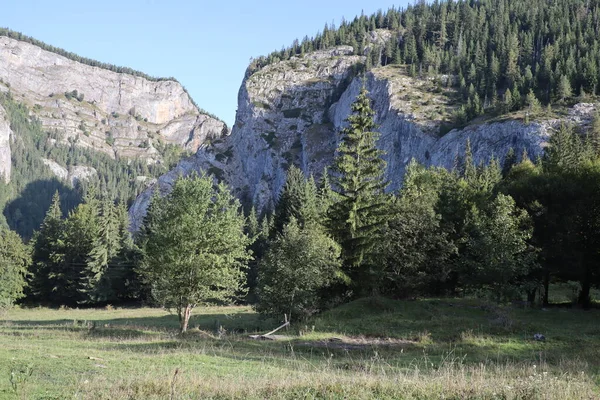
top-left (130, 0), bottom-right (600, 229)
top-left (0, 35), bottom-right (227, 163)
top-left (0, 32), bottom-right (227, 237)
top-left (129, 46), bottom-right (597, 230)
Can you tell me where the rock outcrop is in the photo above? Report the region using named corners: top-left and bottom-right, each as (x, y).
top-left (0, 36), bottom-right (227, 163)
top-left (0, 102), bottom-right (11, 182)
top-left (129, 47), bottom-right (597, 229)
top-left (42, 158), bottom-right (97, 187)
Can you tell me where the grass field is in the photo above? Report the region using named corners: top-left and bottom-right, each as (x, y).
top-left (1, 297), bottom-right (599, 399)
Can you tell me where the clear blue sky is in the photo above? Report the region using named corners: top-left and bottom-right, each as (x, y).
top-left (2, 0), bottom-right (407, 126)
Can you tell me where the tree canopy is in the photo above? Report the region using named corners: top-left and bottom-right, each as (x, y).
top-left (139, 174), bottom-right (251, 332)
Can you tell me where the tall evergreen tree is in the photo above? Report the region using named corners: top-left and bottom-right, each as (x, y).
top-left (29, 192), bottom-right (66, 304)
top-left (274, 166), bottom-right (321, 232)
top-left (85, 198), bottom-right (120, 303)
top-left (328, 88), bottom-right (389, 293)
top-left (0, 226), bottom-right (30, 309)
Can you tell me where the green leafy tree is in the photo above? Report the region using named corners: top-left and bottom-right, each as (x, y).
top-left (0, 227), bottom-right (30, 310)
top-left (256, 218), bottom-right (343, 321)
top-left (139, 174), bottom-right (251, 333)
top-left (381, 162), bottom-right (456, 296)
top-left (459, 194), bottom-right (538, 301)
top-left (328, 88), bottom-right (389, 293)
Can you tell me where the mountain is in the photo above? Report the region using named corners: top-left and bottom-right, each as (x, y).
top-left (129, 0), bottom-right (600, 229)
top-left (0, 31), bottom-right (227, 236)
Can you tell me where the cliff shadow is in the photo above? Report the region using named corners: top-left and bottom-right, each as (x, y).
top-left (4, 178), bottom-right (81, 239)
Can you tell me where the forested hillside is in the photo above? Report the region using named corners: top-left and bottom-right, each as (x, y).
top-left (254, 0), bottom-right (600, 117)
top-left (0, 92), bottom-right (182, 238)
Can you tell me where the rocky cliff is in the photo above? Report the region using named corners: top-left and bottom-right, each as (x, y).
top-left (129, 46), bottom-right (597, 230)
top-left (0, 36), bottom-right (227, 169)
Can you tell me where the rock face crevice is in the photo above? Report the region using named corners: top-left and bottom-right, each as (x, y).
top-left (0, 36), bottom-right (227, 163)
top-left (129, 47), bottom-right (598, 230)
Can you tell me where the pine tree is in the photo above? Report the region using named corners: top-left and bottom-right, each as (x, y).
top-left (589, 111), bottom-right (600, 155)
top-left (526, 89), bottom-right (542, 115)
top-left (463, 139), bottom-right (476, 182)
top-left (112, 200), bottom-right (140, 302)
top-left (501, 88), bottom-right (513, 114)
top-left (62, 191), bottom-right (100, 305)
top-left (558, 75), bottom-right (572, 102)
top-left (317, 168), bottom-right (335, 221)
top-left (85, 198), bottom-right (120, 303)
top-left (29, 192), bottom-right (66, 304)
top-left (502, 148), bottom-right (517, 177)
top-left (274, 166), bottom-right (320, 232)
top-left (0, 226), bottom-right (30, 309)
top-left (329, 88), bottom-right (389, 292)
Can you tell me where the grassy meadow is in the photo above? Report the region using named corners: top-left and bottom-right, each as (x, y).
top-left (1, 296), bottom-right (599, 399)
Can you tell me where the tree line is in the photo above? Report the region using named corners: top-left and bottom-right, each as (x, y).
top-left (2, 88), bottom-right (598, 334)
top-left (251, 0), bottom-right (600, 122)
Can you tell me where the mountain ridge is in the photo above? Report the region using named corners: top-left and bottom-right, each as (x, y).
top-left (0, 33), bottom-right (227, 236)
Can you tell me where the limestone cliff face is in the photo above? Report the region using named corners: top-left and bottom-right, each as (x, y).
top-left (0, 36), bottom-right (227, 163)
top-left (129, 47), bottom-right (597, 230)
top-left (0, 102), bottom-right (11, 182)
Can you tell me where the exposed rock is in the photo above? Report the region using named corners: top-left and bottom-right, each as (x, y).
top-left (0, 36), bottom-right (227, 162)
top-left (0, 103), bottom-right (11, 182)
top-left (42, 158), bottom-right (97, 186)
top-left (69, 165), bottom-right (97, 187)
top-left (129, 47), bottom-right (598, 230)
top-left (42, 158), bottom-right (68, 180)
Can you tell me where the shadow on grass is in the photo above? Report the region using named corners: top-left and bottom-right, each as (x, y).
top-left (2, 312), bottom-right (278, 345)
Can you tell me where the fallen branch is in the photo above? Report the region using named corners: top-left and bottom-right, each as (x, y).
top-left (249, 321), bottom-right (290, 340)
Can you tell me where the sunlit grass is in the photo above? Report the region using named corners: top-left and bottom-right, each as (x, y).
top-left (1, 298), bottom-right (598, 399)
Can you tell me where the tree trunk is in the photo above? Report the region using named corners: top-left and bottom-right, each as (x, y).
top-left (180, 304), bottom-right (193, 333)
top-left (527, 287), bottom-right (537, 307)
top-left (542, 270), bottom-right (550, 307)
top-left (578, 266), bottom-right (592, 310)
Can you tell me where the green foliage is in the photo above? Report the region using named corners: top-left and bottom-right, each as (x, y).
top-left (458, 194), bottom-right (538, 301)
top-left (0, 226), bottom-right (30, 309)
top-left (274, 166), bottom-right (320, 232)
top-left (328, 88), bottom-right (389, 292)
top-left (251, 0), bottom-right (600, 122)
top-left (139, 174), bottom-right (251, 332)
top-left (557, 75), bottom-right (572, 102)
top-left (525, 89), bottom-right (542, 117)
top-left (380, 161), bottom-right (456, 296)
top-left (502, 125), bottom-right (600, 307)
top-left (28, 192), bottom-right (65, 304)
top-left (256, 218), bottom-right (342, 321)
top-left (28, 191), bottom-right (139, 306)
top-left (0, 92), bottom-right (178, 238)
